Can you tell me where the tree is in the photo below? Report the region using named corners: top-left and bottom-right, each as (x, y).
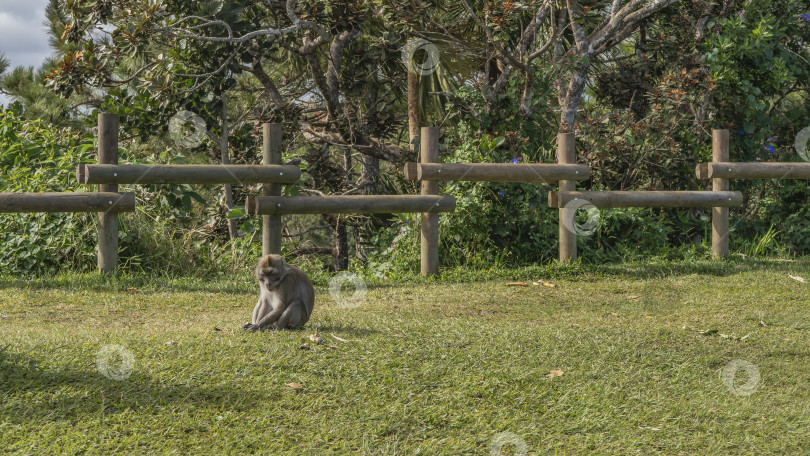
top-left (408, 0), bottom-right (679, 130)
top-left (44, 0), bottom-right (422, 268)
top-left (0, 53), bottom-right (8, 81)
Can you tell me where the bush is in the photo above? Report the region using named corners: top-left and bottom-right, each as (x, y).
top-left (0, 110), bottom-right (97, 274)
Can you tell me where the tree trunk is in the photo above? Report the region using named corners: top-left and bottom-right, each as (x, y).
top-left (220, 92), bottom-right (239, 240)
top-left (407, 70), bottom-right (420, 152)
top-left (334, 217), bottom-right (349, 270)
top-left (352, 153), bottom-right (381, 262)
top-left (333, 147), bottom-right (352, 270)
top-left (559, 67), bottom-right (590, 132)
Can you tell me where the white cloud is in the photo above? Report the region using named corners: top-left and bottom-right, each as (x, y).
top-left (0, 0), bottom-right (52, 105)
top-left (0, 1), bottom-right (52, 67)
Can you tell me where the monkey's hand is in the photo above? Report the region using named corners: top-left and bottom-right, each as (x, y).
top-left (242, 323), bottom-right (260, 332)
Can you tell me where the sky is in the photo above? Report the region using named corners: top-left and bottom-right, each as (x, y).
top-left (0, 0), bottom-right (52, 105)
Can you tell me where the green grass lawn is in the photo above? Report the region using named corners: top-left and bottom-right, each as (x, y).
top-left (2, 258), bottom-right (810, 455)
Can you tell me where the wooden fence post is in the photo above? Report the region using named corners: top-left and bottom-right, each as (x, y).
top-left (558, 132), bottom-right (577, 263)
top-left (263, 123), bottom-right (283, 256)
top-left (712, 129), bottom-right (730, 259)
top-left (97, 113), bottom-right (119, 274)
top-left (421, 127), bottom-right (439, 276)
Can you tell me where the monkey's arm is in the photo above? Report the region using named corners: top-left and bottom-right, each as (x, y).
top-left (242, 299), bottom-right (265, 330)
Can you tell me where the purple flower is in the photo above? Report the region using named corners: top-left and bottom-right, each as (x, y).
top-left (390, 243), bottom-right (395, 249)
top-left (405, 218), bottom-right (411, 224)
top-left (764, 145), bottom-right (774, 153)
top-left (802, 13), bottom-right (810, 21)
top-left (498, 190), bottom-right (505, 197)
top-left (517, 157), bottom-right (523, 162)
top-left (756, 156), bottom-right (762, 161)
top-left (510, 158), bottom-right (519, 164)
top-left (739, 130), bottom-right (746, 136)
top-left (767, 136), bottom-right (776, 142)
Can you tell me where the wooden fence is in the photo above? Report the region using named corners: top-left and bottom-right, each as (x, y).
top-left (1, 113), bottom-right (808, 276)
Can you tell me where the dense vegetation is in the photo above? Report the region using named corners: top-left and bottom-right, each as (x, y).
top-left (1, 0), bottom-right (809, 276)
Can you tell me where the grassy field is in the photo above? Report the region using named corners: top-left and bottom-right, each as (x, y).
top-left (1, 258), bottom-right (810, 455)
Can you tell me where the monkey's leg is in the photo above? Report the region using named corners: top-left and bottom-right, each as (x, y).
top-left (253, 306), bottom-right (286, 331)
top-left (275, 302), bottom-right (306, 330)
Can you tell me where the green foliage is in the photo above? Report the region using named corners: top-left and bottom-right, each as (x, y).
top-left (702, 2), bottom-right (810, 254)
top-left (0, 110), bottom-right (96, 274)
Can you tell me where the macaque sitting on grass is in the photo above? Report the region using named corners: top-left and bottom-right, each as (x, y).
top-left (242, 255), bottom-right (315, 331)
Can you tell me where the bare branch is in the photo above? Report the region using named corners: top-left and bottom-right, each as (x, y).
top-left (459, 0), bottom-right (526, 71)
top-left (159, 1), bottom-right (328, 44)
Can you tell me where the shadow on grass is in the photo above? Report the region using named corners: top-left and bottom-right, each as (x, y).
top-left (307, 321), bottom-right (382, 337)
top-left (0, 347), bottom-right (268, 425)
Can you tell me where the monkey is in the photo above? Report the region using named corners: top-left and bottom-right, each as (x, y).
top-left (242, 254), bottom-right (315, 332)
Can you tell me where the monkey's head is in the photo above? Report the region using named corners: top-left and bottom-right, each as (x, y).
top-left (255, 254), bottom-right (290, 291)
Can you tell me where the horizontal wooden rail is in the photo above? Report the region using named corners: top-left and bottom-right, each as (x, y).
top-left (695, 162), bottom-right (810, 179)
top-left (77, 164), bottom-right (301, 185)
top-left (403, 162), bottom-right (590, 182)
top-left (0, 192), bottom-right (135, 213)
top-left (246, 195), bottom-right (456, 215)
top-left (549, 191), bottom-right (743, 208)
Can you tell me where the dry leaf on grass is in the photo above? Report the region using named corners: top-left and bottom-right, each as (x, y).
top-left (164, 340), bottom-right (176, 346)
top-left (532, 280), bottom-right (556, 288)
top-left (392, 334), bottom-right (405, 338)
top-left (299, 343), bottom-right (311, 350)
top-left (309, 334), bottom-right (325, 344)
top-left (651, 376), bottom-right (661, 381)
top-left (789, 275), bottom-right (807, 283)
top-left (286, 382), bottom-right (303, 390)
top-left (506, 282), bottom-right (529, 287)
top-left (628, 295), bottom-right (640, 299)
top-left (545, 369), bottom-right (564, 378)
top-left (125, 287), bottom-right (138, 292)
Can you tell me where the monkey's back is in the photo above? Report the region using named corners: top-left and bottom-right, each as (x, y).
top-left (285, 264), bottom-right (315, 319)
